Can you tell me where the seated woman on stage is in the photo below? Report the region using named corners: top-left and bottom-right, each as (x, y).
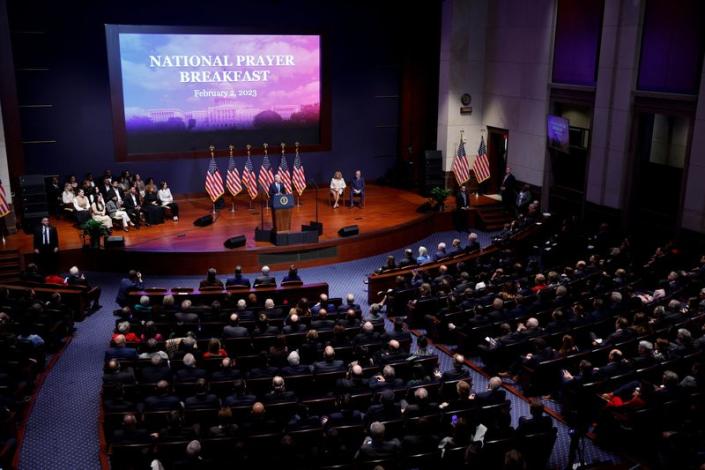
top-left (73, 188), bottom-right (91, 224)
top-left (61, 183), bottom-right (75, 213)
top-left (133, 174), bottom-right (146, 197)
top-left (158, 181), bottom-right (179, 222)
top-left (329, 170), bottom-right (346, 208)
top-left (107, 195), bottom-right (133, 231)
top-left (91, 193), bottom-right (113, 229)
top-left (118, 170), bottom-right (132, 192)
top-left (142, 185), bottom-right (164, 226)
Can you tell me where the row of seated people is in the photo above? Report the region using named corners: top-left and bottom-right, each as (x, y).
top-left (107, 393), bottom-right (555, 469)
top-left (115, 266), bottom-right (307, 308)
top-left (52, 171), bottom-right (180, 227)
top-left (104, 350), bottom-right (556, 469)
top-left (376, 202), bottom-right (546, 276)
top-left (15, 263), bottom-right (102, 316)
top-left (375, 218), bottom-right (705, 468)
top-left (0, 288), bottom-right (77, 467)
top-left (377, 232), bottom-right (483, 272)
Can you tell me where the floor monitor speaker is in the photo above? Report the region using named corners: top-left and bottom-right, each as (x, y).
top-left (193, 214), bottom-right (214, 227)
top-left (106, 236), bottom-right (125, 248)
top-left (223, 235), bottom-right (246, 249)
top-left (338, 225), bottom-right (359, 237)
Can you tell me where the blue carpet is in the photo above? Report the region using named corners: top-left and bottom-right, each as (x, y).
top-left (18, 229), bottom-right (621, 469)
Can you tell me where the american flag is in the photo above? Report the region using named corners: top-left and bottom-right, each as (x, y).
top-left (451, 138), bottom-right (470, 185)
top-left (472, 135), bottom-right (491, 183)
top-left (258, 154), bottom-right (275, 197)
top-left (276, 156), bottom-right (292, 194)
top-left (242, 155), bottom-right (258, 200)
top-left (204, 156), bottom-right (224, 202)
top-left (292, 152), bottom-right (306, 196)
top-left (0, 180), bottom-right (10, 218)
top-left (226, 155), bottom-right (242, 197)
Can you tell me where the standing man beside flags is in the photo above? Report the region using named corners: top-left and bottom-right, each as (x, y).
top-left (205, 145), bottom-right (224, 211)
top-left (292, 142), bottom-right (306, 197)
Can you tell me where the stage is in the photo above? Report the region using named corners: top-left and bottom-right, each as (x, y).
top-left (6, 185), bottom-right (502, 274)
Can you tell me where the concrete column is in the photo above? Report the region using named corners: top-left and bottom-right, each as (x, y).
top-left (586, 0), bottom-right (642, 208)
top-left (481, 0), bottom-right (555, 186)
top-left (681, 59), bottom-right (705, 232)
top-left (437, 0), bottom-right (488, 174)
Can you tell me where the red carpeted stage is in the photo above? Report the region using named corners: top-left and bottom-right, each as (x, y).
top-left (6, 184), bottom-right (502, 274)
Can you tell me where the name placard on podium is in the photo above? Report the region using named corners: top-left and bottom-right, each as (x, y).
top-left (271, 194), bottom-right (294, 232)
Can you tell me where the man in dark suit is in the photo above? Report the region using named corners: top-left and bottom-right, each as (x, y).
top-left (313, 346), bottom-right (345, 373)
top-left (456, 185), bottom-right (470, 210)
top-left (253, 265), bottom-right (276, 287)
top-left (269, 174), bottom-right (288, 196)
top-left (107, 180), bottom-right (125, 207)
top-left (140, 355), bottom-right (172, 383)
top-left (349, 169), bottom-right (365, 207)
top-left (264, 376), bottom-right (298, 403)
top-left (226, 265), bottom-right (251, 288)
top-left (516, 399), bottom-right (553, 436)
top-left (442, 354), bottom-right (470, 382)
top-left (500, 167), bottom-right (517, 214)
top-left (210, 357), bottom-right (242, 381)
top-left (184, 379), bottom-right (219, 409)
top-left (144, 380), bottom-right (182, 411)
top-left (175, 353), bottom-right (208, 383)
top-left (115, 270), bottom-right (144, 307)
top-left (33, 217), bottom-right (59, 273)
top-left (476, 376), bottom-right (507, 405)
top-left (358, 421), bottom-right (401, 460)
top-left (222, 313), bottom-right (249, 338)
top-left (123, 186), bottom-right (142, 226)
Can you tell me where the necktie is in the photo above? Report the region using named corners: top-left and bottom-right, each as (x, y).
top-left (43, 227), bottom-right (48, 245)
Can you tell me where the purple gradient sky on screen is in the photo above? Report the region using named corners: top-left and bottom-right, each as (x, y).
top-left (119, 33), bottom-right (320, 129)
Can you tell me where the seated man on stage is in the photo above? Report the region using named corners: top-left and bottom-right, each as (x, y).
top-left (349, 170), bottom-right (365, 208)
top-left (329, 171), bottom-right (346, 208)
top-left (269, 174), bottom-right (288, 196)
top-left (123, 186), bottom-right (142, 226)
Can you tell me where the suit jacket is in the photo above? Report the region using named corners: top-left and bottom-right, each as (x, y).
top-left (254, 275), bottom-right (276, 287)
top-left (226, 276), bottom-right (251, 288)
top-left (501, 173), bottom-right (516, 199)
top-left (351, 176), bottom-right (365, 191)
top-left (223, 325), bottom-right (250, 338)
top-left (124, 193), bottom-right (141, 210)
top-left (116, 278), bottom-right (144, 307)
top-left (456, 190), bottom-right (469, 209)
top-left (33, 225), bottom-right (59, 252)
top-left (107, 187), bottom-right (125, 204)
top-left (516, 415), bottom-right (553, 435)
top-left (476, 388), bottom-right (506, 405)
top-left (269, 181), bottom-right (288, 195)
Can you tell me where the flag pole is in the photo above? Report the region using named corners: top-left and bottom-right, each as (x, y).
top-left (295, 141), bottom-right (301, 207)
top-left (229, 144), bottom-right (236, 213)
top-left (209, 145), bottom-right (217, 216)
top-left (263, 143), bottom-right (269, 216)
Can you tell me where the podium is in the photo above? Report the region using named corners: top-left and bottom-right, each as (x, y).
top-left (271, 193), bottom-right (294, 232)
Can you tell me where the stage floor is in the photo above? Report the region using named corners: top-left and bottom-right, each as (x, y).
top-left (5, 185), bottom-right (498, 254)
